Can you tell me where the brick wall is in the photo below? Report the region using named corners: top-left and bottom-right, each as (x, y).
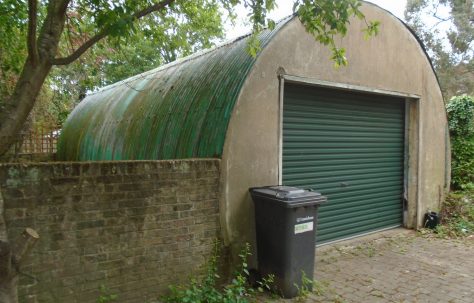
top-left (0, 159), bottom-right (221, 303)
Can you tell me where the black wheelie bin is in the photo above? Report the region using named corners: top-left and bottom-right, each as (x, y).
top-left (249, 186), bottom-right (326, 298)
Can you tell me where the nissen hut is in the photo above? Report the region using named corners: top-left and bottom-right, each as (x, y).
top-left (58, 3), bottom-right (450, 254)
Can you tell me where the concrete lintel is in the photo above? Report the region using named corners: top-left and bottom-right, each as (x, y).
top-left (282, 74), bottom-right (421, 100)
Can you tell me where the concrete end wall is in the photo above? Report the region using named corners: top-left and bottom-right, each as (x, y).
top-left (0, 159), bottom-right (221, 302)
top-left (220, 3), bottom-right (448, 263)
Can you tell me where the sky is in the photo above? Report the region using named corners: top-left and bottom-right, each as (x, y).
top-left (225, 0), bottom-right (408, 39)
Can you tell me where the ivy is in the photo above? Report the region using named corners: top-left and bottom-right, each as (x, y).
top-left (447, 95), bottom-right (474, 189)
top-left (446, 95), bottom-right (474, 138)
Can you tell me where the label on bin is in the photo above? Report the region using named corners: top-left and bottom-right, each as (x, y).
top-left (294, 222), bottom-right (314, 234)
top-left (296, 216), bottom-right (314, 223)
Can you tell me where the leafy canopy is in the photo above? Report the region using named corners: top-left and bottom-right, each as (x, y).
top-left (0, 0), bottom-right (379, 129)
top-left (1, 0), bottom-right (228, 128)
top-left (245, 0), bottom-right (379, 66)
top-left (1, 0), bottom-right (379, 80)
top-left (0, 0), bottom-right (379, 157)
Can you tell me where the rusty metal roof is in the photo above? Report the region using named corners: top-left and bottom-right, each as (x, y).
top-left (57, 17), bottom-right (293, 161)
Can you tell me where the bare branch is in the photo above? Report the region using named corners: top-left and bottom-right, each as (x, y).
top-left (27, 0), bottom-right (39, 64)
top-left (429, 16), bottom-right (454, 31)
top-left (51, 0), bottom-right (175, 66)
top-left (425, 1), bottom-right (453, 28)
top-left (51, 31), bottom-right (107, 65)
top-left (433, 15), bottom-right (453, 22)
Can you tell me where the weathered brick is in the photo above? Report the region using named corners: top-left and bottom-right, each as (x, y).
top-left (4, 188), bottom-right (24, 198)
top-left (1, 159), bottom-right (221, 302)
top-left (50, 177), bottom-right (80, 186)
top-left (80, 162), bottom-right (101, 176)
top-left (95, 175), bottom-right (123, 184)
top-left (77, 220), bottom-right (105, 230)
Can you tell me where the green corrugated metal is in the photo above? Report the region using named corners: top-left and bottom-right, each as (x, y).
top-left (283, 84), bottom-right (405, 243)
top-left (57, 18), bottom-right (292, 161)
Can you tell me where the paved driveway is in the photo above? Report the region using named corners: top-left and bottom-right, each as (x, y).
top-left (264, 229), bottom-right (474, 303)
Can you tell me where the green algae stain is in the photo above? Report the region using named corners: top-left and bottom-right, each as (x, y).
top-left (6, 167), bottom-right (41, 188)
top-left (6, 167), bottom-right (21, 188)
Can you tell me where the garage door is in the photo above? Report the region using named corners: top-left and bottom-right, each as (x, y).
top-left (283, 83), bottom-right (405, 243)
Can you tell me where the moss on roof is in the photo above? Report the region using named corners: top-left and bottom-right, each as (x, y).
top-left (57, 17), bottom-right (292, 161)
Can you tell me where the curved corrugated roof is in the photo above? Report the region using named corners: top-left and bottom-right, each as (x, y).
top-left (57, 17), bottom-right (293, 160)
top-left (57, 2), bottom-right (441, 162)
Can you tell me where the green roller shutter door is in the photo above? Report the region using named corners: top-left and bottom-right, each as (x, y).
top-left (283, 83), bottom-right (405, 243)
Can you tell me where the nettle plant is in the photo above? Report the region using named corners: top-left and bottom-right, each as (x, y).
top-left (446, 95), bottom-right (474, 189)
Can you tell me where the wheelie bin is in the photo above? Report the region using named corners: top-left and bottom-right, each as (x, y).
top-left (249, 186), bottom-right (326, 298)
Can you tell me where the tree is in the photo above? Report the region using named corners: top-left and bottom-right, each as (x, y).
top-left (0, 1), bottom-right (378, 301)
top-left (39, 5), bottom-right (225, 128)
top-left (405, 0), bottom-right (474, 99)
top-left (1, 0), bottom-right (227, 146)
top-left (0, 0), bottom-right (379, 158)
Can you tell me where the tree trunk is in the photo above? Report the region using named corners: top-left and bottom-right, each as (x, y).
top-left (0, 241), bottom-right (18, 303)
top-left (0, 189), bottom-right (17, 303)
top-left (0, 189), bottom-right (7, 241)
top-left (0, 0), bottom-right (69, 157)
top-left (0, 60), bottom-right (52, 157)
top-left (0, 190), bottom-right (39, 303)
top-left (0, 278), bottom-right (18, 303)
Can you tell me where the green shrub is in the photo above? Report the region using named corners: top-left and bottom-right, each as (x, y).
top-left (446, 95), bottom-right (474, 189)
top-left (450, 137), bottom-right (474, 189)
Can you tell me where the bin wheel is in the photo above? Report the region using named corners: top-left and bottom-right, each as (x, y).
top-left (247, 268), bottom-right (261, 287)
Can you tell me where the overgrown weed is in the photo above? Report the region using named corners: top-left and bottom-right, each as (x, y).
top-left (419, 191), bottom-right (474, 239)
top-left (163, 242), bottom-right (274, 303)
